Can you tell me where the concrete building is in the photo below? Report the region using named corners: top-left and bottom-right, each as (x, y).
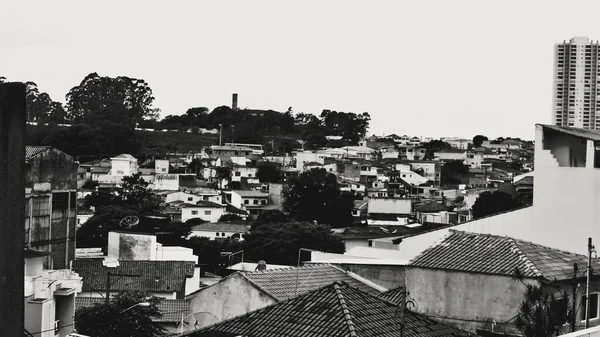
top-left (406, 230), bottom-right (600, 334)
top-left (553, 36), bottom-right (600, 129)
top-left (181, 201), bottom-right (226, 223)
top-left (188, 222), bottom-right (249, 241)
top-left (24, 249), bottom-right (83, 337)
top-left (25, 146), bottom-right (78, 269)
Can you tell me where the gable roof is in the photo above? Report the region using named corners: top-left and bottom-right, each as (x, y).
top-left (75, 297), bottom-right (189, 323)
top-left (409, 230), bottom-right (600, 281)
top-left (72, 260), bottom-right (195, 292)
top-left (183, 282), bottom-right (473, 337)
top-left (112, 153), bottom-right (137, 160)
top-left (25, 146), bottom-right (52, 161)
top-left (239, 263), bottom-right (385, 301)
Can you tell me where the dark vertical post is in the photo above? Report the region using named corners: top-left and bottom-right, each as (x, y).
top-left (573, 263), bottom-right (578, 332)
top-left (0, 82), bottom-right (26, 337)
top-left (106, 272), bottom-right (111, 305)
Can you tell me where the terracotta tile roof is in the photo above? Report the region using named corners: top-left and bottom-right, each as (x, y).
top-left (72, 259), bottom-right (195, 292)
top-left (334, 226), bottom-right (416, 240)
top-left (378, 286), bottom-right (405, 305)
top-left (240, 264), bottom-right (384, 301)
top-left (232, 190), bottom-right (269, 198)
top-left (191, 223), bottom-right (249, 233)
top-left (409, 230), bottom-right (600, 281)
top-left (414, 202), bottom-right (450, 213)
top-left (25, 146), bottom-right (52, 160)
top-left (184, 282), bottom-right (473, 337)
top-left (225, 203), bottom-right (249, 215)
top-left (75, 297), bottom-right (189, 323)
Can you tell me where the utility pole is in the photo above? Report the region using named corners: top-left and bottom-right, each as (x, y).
top-left (219, 124), bottom-right (223, 146)
top-left (573, 263), bottom-right (578, 332)
top-left (586, 237), bottom-right (595, 329)
top-left (0, 82), bottom-right (26, 337)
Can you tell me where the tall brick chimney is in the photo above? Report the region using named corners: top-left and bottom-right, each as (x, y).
top-left (232, 93), bottom-right (238, 111)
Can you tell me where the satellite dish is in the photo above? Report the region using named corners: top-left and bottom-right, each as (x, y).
top-left (119, 216), bottom-right (140, 229)
top-left (178, 312), bottom-right (220, 333)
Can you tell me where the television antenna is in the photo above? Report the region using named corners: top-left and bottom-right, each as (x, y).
top-left (177, 312), bottom-right (220, 333)
top-left (119, 215), bottom-right (140, 229)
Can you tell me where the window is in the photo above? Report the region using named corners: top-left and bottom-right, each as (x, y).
top-left (204, 210), bottom-right (211, 215)
top-left (162, 168), bottom-right (166, 172)
top-left (188, 197), bottom-right (193, 201)
top-left (582, 293), bottom-right (599, 320)
top-left (253, 200), bottom-right (258, 205)
top-left (216, 232), bottom-right (220, 236)
top-left (191, 210), bottom-right (198, 215)
top-left (221, 232), bottom-right (225, 236)
top-left (261, 199), bottom-right (267, 205)
top-left (235, 172), bottom-right (241, 176)
top-left (244, 200), bottom-right (249, 204)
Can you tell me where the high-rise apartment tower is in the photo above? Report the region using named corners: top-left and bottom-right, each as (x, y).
top-left (553, 36), bottom-right (600, 129)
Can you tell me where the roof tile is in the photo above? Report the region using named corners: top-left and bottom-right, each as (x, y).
top-left (75, 297), bottom-right (189, 323)
top-left (72, 260), bottom-right (195, 292)
top-left (409, 230), bottom-right (600, 281)
top-left (184, 282), bottom-right (473, 337)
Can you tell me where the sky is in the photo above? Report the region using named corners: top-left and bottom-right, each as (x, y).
top-left (2, 1), bottom-right (600, 141)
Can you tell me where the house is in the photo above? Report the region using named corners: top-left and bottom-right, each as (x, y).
top-left (332, 226), bottom-right (419, 251)
top-left (165, 189), bottom-right (223, 205)
top-left (414, 201), bottom-right (455, 224)
top-left (110, 153), bottom-right (138, 176)
top-left (380, 124), bottom-right (600, 261)
top-left (408, 160), bottom-right (442, 185)
top-left (209, 145), bottom-right (254, 158)
top-left (73, 259), bottom-right (197, 300)
top-left (440, 137), bottom-right (472, 150)
top-left (184, 282), bottom-right (473, 337)
top-left (25, 146), bottom-right (78, 269)
top-left (188, 222), bottom-right (250, 241)
top-left (227, 190), bottom-right (272, 217)
top-left (340, 179), bottom-right (366, 193)
top-left (294, 151), bottom-right (326, 171)
top-left (185, 264), bottom-right (386, 329)
top-left (75, 297), bottom-right (190, 335)
top-left (150, 173), bottom-right (196, 191)
top-left (397, 145), bottom-right (427, 161)
top-left (231, 165), bottom-right (258, 182)
top-left (24, 249), bottom-right (83, 337)
top-left (366, 187), bottom-right (388, 198)
top-left (406, 230), bottom-right (600, 334)
top-left (181, 201), bottom-right (226, 223)
top-left (303, 161), bottom-right (324, 171)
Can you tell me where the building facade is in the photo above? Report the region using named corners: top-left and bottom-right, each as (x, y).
top-left (25, 146), bottom-right (78, 270)
top-left (553, 36), bottom-right (600, 129)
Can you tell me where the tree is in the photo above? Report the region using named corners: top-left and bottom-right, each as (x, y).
top-left (76, 205), bottom-right (140, 248)
top-left (244, 220), bottom-right (345, 265)
top-left (257, 162), bottom-right (282, 183)
top-left (66, 72), bottom-right (159, 127)
top-left (219, 214), bottom-right (244, 222)
top-left (283, 168), bottom-right (354, 227)
top-left (513, 268), bottom-right (573, 337)
top-left (422, 140), bottom-right (452, 159)
top-left (441, 160), bottom-right (469, 186)
top-left (471, 191), bottom-right (524, 219)
top-left (250, 210), bottom-right (291, 230)
top-left (184, 237), bottom-right (244, 274)
top-left (74, 291), bottom-right (165, 337)
top-left (472, 135), bottom-right (488, 148)
top-left (120, 173), bottom-right (163, 214)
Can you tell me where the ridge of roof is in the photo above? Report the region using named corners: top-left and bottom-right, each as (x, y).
top-left (328, 264), bottom-right (388, 293)
top-left (333, 283), bottom-right (359, 337)
top-left (235, 271), bottom-right (281, 302)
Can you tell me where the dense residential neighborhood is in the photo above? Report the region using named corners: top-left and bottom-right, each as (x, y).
top-left (5, 16), bottom-right (600, 336)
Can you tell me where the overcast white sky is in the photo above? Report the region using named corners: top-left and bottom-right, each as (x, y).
top-left (2, 1), bottom-right (599, 140)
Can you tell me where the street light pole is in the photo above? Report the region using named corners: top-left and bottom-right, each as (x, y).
top-left (120, 302), bottom-right (150, 314)
top-left (586, 237), bottom-right (596, 329)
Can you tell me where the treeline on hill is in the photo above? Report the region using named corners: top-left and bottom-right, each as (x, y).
top-left (2, 73), bottom-right (371, 158)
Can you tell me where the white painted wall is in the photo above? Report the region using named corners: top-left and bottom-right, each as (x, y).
top-left (368, 198), bottom-right (412, 215)
top-left (181, 207), bottom-right (225, 223)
